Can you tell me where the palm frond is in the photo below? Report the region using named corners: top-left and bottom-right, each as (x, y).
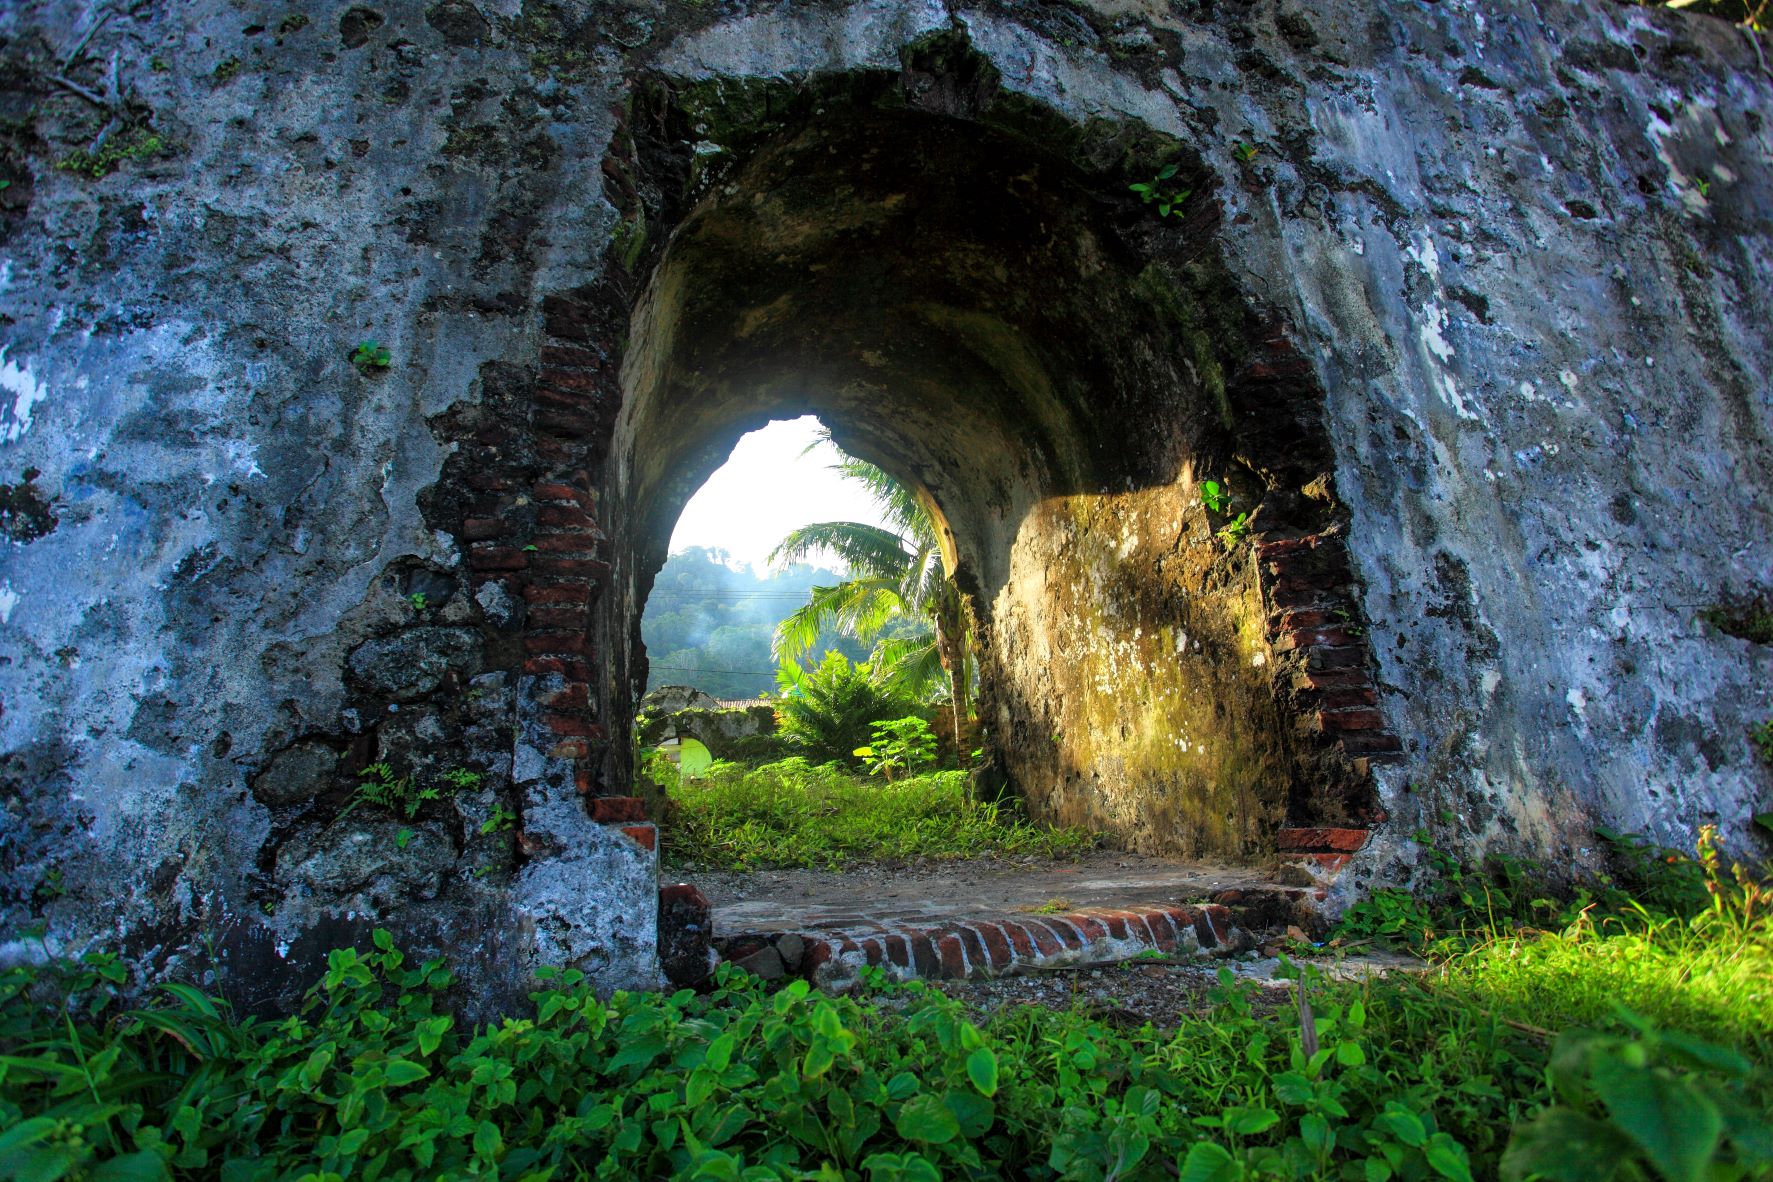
top-left (871, 634), bottom-right (946, 700)
top-left (770, 521), bottom-right (913, 578)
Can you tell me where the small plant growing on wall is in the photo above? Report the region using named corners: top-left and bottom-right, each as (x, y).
top-left (1200, 479), bottom-right (1251, 546)
top-left (342, 764), bottom-right (480, 820)
top-left (1129, 163), bottom-right (1191, 217)
top-left (351, 340), bottom-right (392, 374)
top-left (1752, 719), bottom-right (1773, 768)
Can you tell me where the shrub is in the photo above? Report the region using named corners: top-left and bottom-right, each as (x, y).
top-left (773, 652), bottom-right (917, 767)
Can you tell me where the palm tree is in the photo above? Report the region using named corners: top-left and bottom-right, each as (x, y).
top-left (769, 451), bottom-right (973, 754)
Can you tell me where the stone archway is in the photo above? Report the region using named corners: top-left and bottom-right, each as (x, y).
top-left (438, 47), bottom-right (1397, 885)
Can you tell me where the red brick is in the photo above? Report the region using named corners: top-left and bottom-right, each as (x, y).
top-left (1298, 852), bottom-right (1352, 873)
top-left (1039, 919), bottom-right (1083, 952)
top-left (539, 344), bottom-right (602, 370)
top-left (1277, 827), bottom-right (1370, 853)
top-left (461, 516), bottom-right (512, 541)
top-left (1265, 579), bottom-right (1331, 609)
top-left (974, 924), bottom-right (1013, 969)
top-left (883, 934), bottom-right (911, 969)
top-left (524, 583), bottom-right (587, 605)
top-left (525, 606), bottom-right (586, 631)
top-left (1024, 921), bottom-right (1062, 957)
top-left (909, 934), bottom-right (940, 977)
top-left (1317, 687), bottom-right (1379, 710)
top-left (468, 546), bottom-right (528, 572)
top-left (954, 927), bottom-right (988, 975)
top-left (523, 632), bottom-right (587, 655)
top-left (575, 763), bottom-right (593, 795)
top-left (935, 934), bottom-right (967, 978)
top-left (523, 656), bottom-right (591, 680)
top-left (536, 504), bottom-right (595, 528)
top-left (1339, 733), bottom-right (1404, 756)
top-left (1318, 708), bottom-right (1385, 732)
top-left (1305, 645), bottom-right (1369, 670)
top-left (1255, 535), bottom-right (1324, 561)
top-left (1272, 608), bottom-right (1336, 632)
top-left (1116, 911), bottom-right (1156, 944)
top-left (547, 683), bottom-right (590, 710)
top-left (465, 472), bottom-right (516, 492)
top-left (531, 533), bottom-right (600, 553)
top-left (1277, 626), bottom-right (1357, 652)
top-left (1244, 356), bottom-right (1312, 380)
top-left (1002, 923), bottom-right (1037, 959)
top-left (802, 939), bottom-right (835, 975)
top-left (548, 739), bottom-right (589, 760)
top-left (535, 409), bottom-right (599, 435)
top-left (858, 937), bottom-right (885, 966)
top-left (1143, 911), bottom-right (1179, 952)
top-left (531, 482), bottom-right (588, 505)
top-left (531, 557), bottom-right (609, 579)
top-left (592, 793), bottom-right (648, 822)
top-left (539, 366), bottom-right (599, 392)
top-left (1296, 668), bottom-right (1372, 691)
top-left (542, 294), bottom-right (597, 341)
top-left (658, 882), bottom-right (708, 909)
top-left (536, 384), bottom-right (593, 412)
top-left (1070, 915), bottom-right (1109, 943)
top-left (1103, 914), bottom-right (1130, 940)
top-left (543, 713), bottom-right (596, 737)
top-left (618, 824), bottom-right (656, 851)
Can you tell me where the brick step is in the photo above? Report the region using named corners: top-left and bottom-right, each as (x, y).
top-left (711, 903), bottom-right (1246, 991)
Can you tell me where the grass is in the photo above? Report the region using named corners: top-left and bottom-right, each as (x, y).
top-left (655, 756), bottom-right (1098, 870)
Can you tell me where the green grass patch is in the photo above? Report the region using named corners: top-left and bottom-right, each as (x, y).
top-left (657, 756), bottom-right (1098, 870)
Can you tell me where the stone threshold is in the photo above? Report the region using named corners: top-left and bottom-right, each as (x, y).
top-left (715, 901), bottom-right (1248, 991)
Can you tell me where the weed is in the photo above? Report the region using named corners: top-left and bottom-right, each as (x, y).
top-left (660, 757), bottom-right (1095, 870)
top-left (853, 716), bottom-right (938, 781)
top-left (1751, 719), bottom-right (1773, 766)
top-left (407, 591), bottom-right (428, 613)
top-left (1700, 599), bottom-right (1773, 644)
top-left (479, 804), bottom-right (517, 835)
top-left (395, 827), bottom-right (415, 850)
top-left (276, 13), bottom-right (310, 34)
top-left (342, 764), bottom-right (479, 821)
top-left (212, 57), bottom-right (242, 83)
top-left (5, 920), bottom-right (1766, 1182)
top-left (1502, 1008), bottom-right (1767, 1182)
top-left (31, 868), bottom-right (64, 905)
top-left (1129, 162), bottom-right (1192, 217)
top-left (1233, 140), bottom-right (1261, 163)
top-left (350, 340), bottom-right (391, 374)
top-left (1022, 898), bottom-right (1074, 915)
top-left (443, 767), bottom-right (483, 792)
top-left (341, 762), bottom-right (435, 820)
top-left (55, 125), bottom-right (166, 179)
top-left (1200, 478), bottom-right (1252, 546)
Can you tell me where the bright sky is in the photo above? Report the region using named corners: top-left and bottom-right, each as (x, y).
top-left (668, 416), bottom-right (895, 571)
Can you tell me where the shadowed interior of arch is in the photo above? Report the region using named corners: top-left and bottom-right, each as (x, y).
top-left (589, 97), bottom-right (1382, 876)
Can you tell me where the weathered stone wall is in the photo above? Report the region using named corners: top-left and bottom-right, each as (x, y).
top-left (0, 0), bottom-right (1766, 998)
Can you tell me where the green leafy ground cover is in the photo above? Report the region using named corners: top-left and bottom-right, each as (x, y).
top-left (5, 831), bottom-right (1770, 1181)
top-left (655, 756), bottom-right (1098, 870)
top-left (3, 875), bottom-right (1769, 1182)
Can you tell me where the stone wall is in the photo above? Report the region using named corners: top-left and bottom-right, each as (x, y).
top-left (0, 0), bottom-right (1767, 999)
